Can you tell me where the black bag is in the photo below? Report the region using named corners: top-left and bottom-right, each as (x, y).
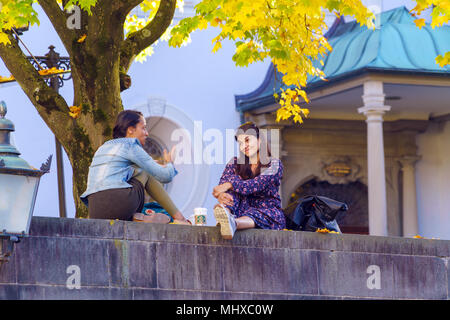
top-left (284, 195), bottom-right (348, 233)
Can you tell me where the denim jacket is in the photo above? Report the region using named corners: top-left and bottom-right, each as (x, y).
top-left (80, 138), bottom-right (177, 205)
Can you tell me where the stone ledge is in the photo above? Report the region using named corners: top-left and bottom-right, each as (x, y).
top-left (0, 217), bottom-right (449, 300)
top-left (28, 217), bottom-right (450, 257)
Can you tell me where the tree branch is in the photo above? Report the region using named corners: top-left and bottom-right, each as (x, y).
top-left (120, 0), bottom-right (177, 73)
top-left (0, 33), bottom-right (74, 145)
top-left (37, 0), bottom-right (79, 56)
top-left (117, 0), bottom-right (145, 18)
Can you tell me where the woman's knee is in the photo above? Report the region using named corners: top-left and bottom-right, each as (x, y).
top-left (132, 168), bottom-right (150, 187)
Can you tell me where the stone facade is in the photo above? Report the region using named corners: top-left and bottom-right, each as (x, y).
top-left (0, 217), bottom-right (449, 299)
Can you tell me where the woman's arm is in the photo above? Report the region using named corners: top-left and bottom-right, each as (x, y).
top-left (229, 159), bottom-right (283, 195)
top-left (218, 158), bottom-right (239, 185)
top-left (127, 142), bottom-right (177, 183)
top-left (213, 160), bottom-right (238, 199)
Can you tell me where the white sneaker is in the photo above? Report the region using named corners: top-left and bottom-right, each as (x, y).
top-left (214, 204), bottom-right (237, 239)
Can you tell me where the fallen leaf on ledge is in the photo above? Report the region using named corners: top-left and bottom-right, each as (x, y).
top-left (316, 228), bottom-right (340, 234)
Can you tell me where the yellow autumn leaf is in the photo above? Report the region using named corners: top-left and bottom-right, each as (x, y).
top-left (198, 18), bottom-right (208, 30)
top-left (77, 34), bottom-right (87, 43)
top-left (69, 106), bottom-right (82, 119)
top-left (414, 18), bottom-right (426, 29)
top-left (210, 18), bottom-right (221, 27)
top-left (431, 15), bottom-right (449, 29)
top-left (410, 4), bottom-right (427, 17)
top-left (38, 67), bottom-right (65, 76)
top-left (0, 75), bottom-right (15, 82)
top-left (437, 51), bottom-right (450, 67)
top-left (212, 40), bottom-right (222, 53)
top-left (297, 89), bottom-right (310, 104)
top-left (315, 228), bottom-right (340, 234)
top-left (0, 32), bottom-right (10, 45)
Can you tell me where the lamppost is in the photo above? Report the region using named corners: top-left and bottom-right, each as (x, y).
top-left (0, 101), bottom-right (51, 262)
top-left (26, 45), bottom-right (72, 218)
top-left (0, 27), bottom-right (71, 219)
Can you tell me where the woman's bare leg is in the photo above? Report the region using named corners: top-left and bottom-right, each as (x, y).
top-left (213, 204), bottom-right (255, 230)
top-left (235, 216), bottom-right (255, 230)
top-left (132, 167), bottom-right (185, 221)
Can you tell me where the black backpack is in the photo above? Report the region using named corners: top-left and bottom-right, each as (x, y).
top-left (284, 195), bottom-right (348, 232)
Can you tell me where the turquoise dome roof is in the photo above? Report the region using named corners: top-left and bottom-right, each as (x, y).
top-left (236, 7), bottom-right (450, 112)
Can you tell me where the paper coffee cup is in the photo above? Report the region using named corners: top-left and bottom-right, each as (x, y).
top-left (192, 207), bottom-right (207, 225)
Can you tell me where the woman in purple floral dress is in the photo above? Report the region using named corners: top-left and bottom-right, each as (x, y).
top-left (213, 122), bottom-right (285, 239)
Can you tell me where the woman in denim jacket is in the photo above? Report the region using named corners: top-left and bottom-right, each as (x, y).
top-left (80, 110), bottom-right (189, 224)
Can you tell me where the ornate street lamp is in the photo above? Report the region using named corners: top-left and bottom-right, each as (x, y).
top-left (0, 101), bottom-right (51, 260)
top-left (27, 45), bottom-right (71, 218)
top-left (8, 23), bottom-right (70, 219)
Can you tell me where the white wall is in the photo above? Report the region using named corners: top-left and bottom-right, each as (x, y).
top-left (416, 121), bottom-right (450, 240)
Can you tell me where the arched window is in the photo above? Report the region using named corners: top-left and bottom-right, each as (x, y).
top-left (142, 136), bottom-right (165, 164)
top-left (142, 136), bottom-right (168, 193)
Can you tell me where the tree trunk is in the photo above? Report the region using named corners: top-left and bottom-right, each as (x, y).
top-left (64, 5), bottom-right (126, 218)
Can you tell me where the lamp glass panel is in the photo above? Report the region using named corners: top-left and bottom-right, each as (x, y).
top-left (0, 173), bottom-right (39, 234)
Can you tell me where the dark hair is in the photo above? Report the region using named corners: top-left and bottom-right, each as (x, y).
top-left (113, 110), bottom-right (143, 139)
top-left (234, 122), bottom-right (271, 180)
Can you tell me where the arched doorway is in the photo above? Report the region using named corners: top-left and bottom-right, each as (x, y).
top-left (288, 178), bottom-right (369, 234)
top-left (142, 136), bottom-right (168, 192)
top-left (129, 100), bottom-right (211, 220)
top-left (143, 136), bottom-right (166, 162)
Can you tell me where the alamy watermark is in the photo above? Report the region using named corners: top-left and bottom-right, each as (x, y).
top-left (366, 264), bottom-right (381, 290)
top-left (167, 122), bottom-right (281, 167)
top-left (66, 5), bottom-right (81, 30)
top-left (66, 265), bottom-right (81, 290)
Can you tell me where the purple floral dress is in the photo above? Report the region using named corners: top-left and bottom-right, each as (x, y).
top-left (219, 157), bottom-right (286, 230)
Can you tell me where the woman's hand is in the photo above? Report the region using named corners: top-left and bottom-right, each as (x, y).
top-left (162, 146), bottom-right (177, 164)
top-left (217, 192), bottom-right (233, 207)
top-left (212, 182), bottom-right (232, 198)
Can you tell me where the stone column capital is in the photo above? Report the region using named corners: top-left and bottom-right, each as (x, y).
top-left (362, 80), bottom-right (386, 106)
top-left (358, 105), bottom-right (391, 119)
top-left (359, 80), bottom-right (391, 122)
top-left (398, 155), bottom-right (421, 170)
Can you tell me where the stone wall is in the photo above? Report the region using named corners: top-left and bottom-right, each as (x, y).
top-left (0, 217), bottom-right (449, 299)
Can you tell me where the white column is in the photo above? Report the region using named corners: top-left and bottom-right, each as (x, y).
top-left (399, 156), bottom-right (420, 237)
top-left (358, 81), bottom-right (391, 236)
